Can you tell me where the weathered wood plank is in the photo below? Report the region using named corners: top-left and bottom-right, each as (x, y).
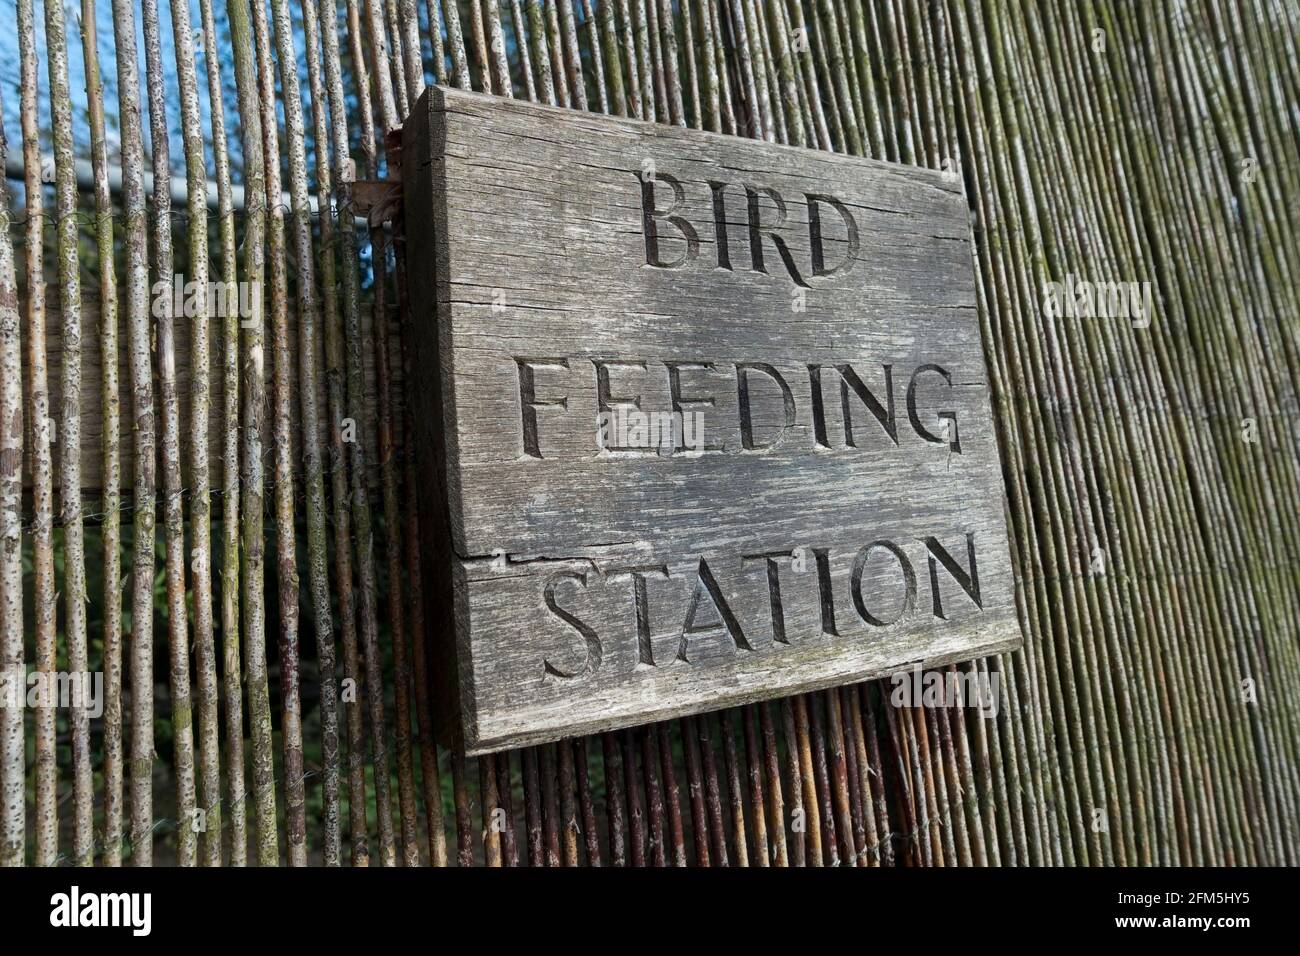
top-left (404, 86), bottom-right (1022, 755)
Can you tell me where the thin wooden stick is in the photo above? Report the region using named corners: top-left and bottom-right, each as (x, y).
top-left (18, 0), bottom-right (58, 869)
top-left (311, 0), bottom-right (371, 866)
top-left (78, 0), bottom-right (122, 868)
top-left (0, 78), bottom-right (24, 869)
top-left (197, 0), bottom-right (245, 868)
top-left (141, 0), bottom-right (198, 867)
top-left (363, 0), bottom-right (422, 866)
top-left (342, 0), bottom-right (398, 866)
top-left (40, 0), bottom-right (92, 869)
top-left (106, 0), bottom-right (156, 868)
top-left (229, 0), bottom-right (279, 867)
top-left (252, 0), bottom-right (305, 867)
top-left (170, 0), bottom-right (221, 867)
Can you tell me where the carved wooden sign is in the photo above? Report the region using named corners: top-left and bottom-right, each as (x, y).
top-left (403, 87), bottom-right (1021, 755)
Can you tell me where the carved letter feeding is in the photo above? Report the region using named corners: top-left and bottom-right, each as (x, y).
top-left (403, 87), bottom-right (1022, 755)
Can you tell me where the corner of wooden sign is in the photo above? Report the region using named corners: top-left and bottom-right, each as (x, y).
top-left (406, 82), bottom-right (439, 125)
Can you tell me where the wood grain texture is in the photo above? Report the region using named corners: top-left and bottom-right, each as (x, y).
top-left (404, 86), bottom-right (1021, 755)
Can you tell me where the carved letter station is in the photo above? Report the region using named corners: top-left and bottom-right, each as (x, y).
top-left (404, 87), bottom-right (1022, 755)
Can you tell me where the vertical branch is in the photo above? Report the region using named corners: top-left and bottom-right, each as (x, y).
top-left (169, 0), bottom-right (222, 868)
top-left (779, 700), bottom-right (806, 865)
top-left (316, 0), bottom-right (371, 867)
top-left (759, 702), bottom-right (788, 866)
top-left (784, 0), bottom-right (829, 147)
top-left (250, 0), bottom-right (306, 874)
top-left (645, 0), bottom-right (668, 114)
top-left (198, 0), bottom-right (245, 867)
top-left (600, 734), bottom-right (626, 865)
top-left (385, 0), bottom-right (411, 111)
top-left (333, 0), bottom-right (399, 864)
top-left (108, 0), bottom-right (156, 869)
top-left (389, 142), bottom-right (449, 870)
top-left (596, 0), bottom-right (626, 116)
top-left (633, 0), bottom-right (655, 119)
top-left (725, 0), bottom-right (759, 137)
top-left (23, 0), bottom-right (74, 873)
top-left (751, 0), bottom-right (786, 142)
top-left (142, 0), bottom-right (198, 867)
top-left (616, 0), bottom-right (642, 118)
top-left (347, 0), bottom-right (405, 868)
top-left (695, 715), bottom-right (729, 865)
top-left (742, 706), bottom-right (770, 866)
top-left (442, 0), bottom-right (473, 88)
top-left (641, 726), bottom-right (665, 865)
top-left (451, 748), bottom-right (475, 864)
top-left (479, 755), bottom-right (503, 865)
top-left (679, 0), bottom-right (702, 129)
top-left (228, 0), bottom-right (279, 867)
top-left (582, 0), bottom-right (608, 113)
top-left (657, 0), bottom-right (685, 125)
top-left (249, 0), bottom-right (305, 868)
top-left (540, 743), bottom-right (563, 865)
top-left (708, 0), bottom-right (737, 133)
top-left (545, 0), bottom-right (571, 104)
top-left (695, 0), bottom-right (721, 131)
top-left (718, 710), bottom-right (750, 866)
top-left (469, 0), bottom-right (494, 92)
top-left (424, 0), bottom-right (448, 85)
top-left (558, 0), bottom-right (589, 108)
top-left (813, 0), bottom-right (861, 152)
top-left (486, 0), bottom-right (515, 96)
top-left (0, 83), bottom-right (24, 869)
top-left (528, 0), bottom-right (558, 105)
top-left (511, 0), bottom-right (538, 101)
top-left (366, 0), bottom-right (425, 868)
top-left (80, 0), bottom-right (123, 869)
top-left (573, 739), bottom-right (600, 865)
top-left (399, 299), bottom-right (449, 865)
top-left (557, 744), bottom-right (579, 865)
top-left (17, 0), bottom-right (57, 868)
top-left (319, 16), bottom-right (365, 867)
top-left (680, 717), bottom-right (710, 865)
top-left (290, 0), bottom-right (345, 868)
top-left (765, 0), bottom-right (805, 146)
top-left (44, 0), bottom-right (92, 868)
top-left (398, 0), bottom-right (426, 97)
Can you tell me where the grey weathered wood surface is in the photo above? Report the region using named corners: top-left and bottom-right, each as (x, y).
top-left (404, 86), bottom-right (1022, 755)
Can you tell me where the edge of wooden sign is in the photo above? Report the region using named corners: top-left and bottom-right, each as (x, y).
top-left (403, 87), bottom-right (471, 752)
top-left (427, 83), bottom-right (967, 200)
top-left (463, 633), bottom-right (1023, 756)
